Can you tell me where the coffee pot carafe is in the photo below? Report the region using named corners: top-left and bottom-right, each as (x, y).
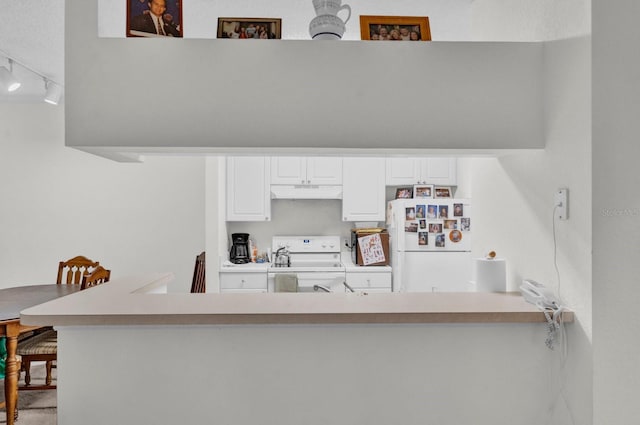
top-left (229, 233), bottom-right (251, 264)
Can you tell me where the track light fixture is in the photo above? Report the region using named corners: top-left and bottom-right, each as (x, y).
top-left (44, 78), bottom-right (62, 105)
top-left (1, 50), bottom-right (62, 105)
top-left (0, 59), bottom-right (21, 92)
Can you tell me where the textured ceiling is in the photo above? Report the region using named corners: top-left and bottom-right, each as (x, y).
top-left (0, 0), bottom-right (64, 103)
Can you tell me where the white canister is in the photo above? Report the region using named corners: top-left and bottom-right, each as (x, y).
top-left (473, 258), bottom-right (507, 292)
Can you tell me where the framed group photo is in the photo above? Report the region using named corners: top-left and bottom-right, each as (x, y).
top-left (395, 187), bottom-right (414, 199)
top-left (434, 186), bottom-right (452, 198)
top-left (127, 0), bottom-right (183, 38)
top-left (217, 17), bottom-right (282, 39)
top-left (360, 15), bottom-right (431, 41)
top-left (414, 184), bottom-right (434, 199)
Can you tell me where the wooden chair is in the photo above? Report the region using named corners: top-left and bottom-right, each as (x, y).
top-left (190, 252), bottom-right (206, 293)
top-left (18, 256), bottom-right (103, 390)
top-left (81, 265), bottom-right (111, 290)
top-left (57, 255), bottom-right (100, 285)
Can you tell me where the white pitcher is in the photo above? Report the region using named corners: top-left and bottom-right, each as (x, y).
top-left (312, 0), bottom-right (351, 24)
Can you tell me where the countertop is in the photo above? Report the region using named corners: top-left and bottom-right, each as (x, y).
top-left (219, 261), bottom-right (270, 273)
top-left (21, 273), bottom-right (573, 326)
top-left (341, 253), bottom-right (392, 273)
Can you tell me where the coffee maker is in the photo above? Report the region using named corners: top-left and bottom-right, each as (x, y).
top-left (229, 233), bottom-right (250, 264)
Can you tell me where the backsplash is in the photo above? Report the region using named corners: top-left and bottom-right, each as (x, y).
top-left (225, 199), bottom-right (361, 258)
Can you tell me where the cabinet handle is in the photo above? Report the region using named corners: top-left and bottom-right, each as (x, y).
top-left (241, 279), bottom-right (245, 287)
top-left (301, 179), bottom-right (305, 184)
top-left (367, 279), bottom-right (371, 287)
top-left (307, 179), bottom-right (311, 184)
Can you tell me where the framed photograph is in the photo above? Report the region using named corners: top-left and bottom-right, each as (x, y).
top-left (438, 205), bottom-right (449, 218)
top-left (415, 205), bottom-right (425, 219)
top-left (395, 187), bottom-right (414, 199)
top-left (427, 205), bottom-right (437, 219)
top-left (217, 17), bottom-right (282, 39)
top-left (418, 232), bottom-right (428, 246)
top-left (428, 223), bottom-right (442, 233)
top-left (414, 185), bottom-right (433, 199)
top-left (360, 15), bottom-right (431, 41)
top-left (453, 203), bottom-right (464, 217)
top-left (405, 222), bottom-right (419, 233)
top-left (434, 186), bottom-right (452, 198)
top-left (444, 219), bottom-right (458, 230)
top-left (405, 207), bottom-right (416, 220)
top-left (127, 0), bottom-right (183, 38)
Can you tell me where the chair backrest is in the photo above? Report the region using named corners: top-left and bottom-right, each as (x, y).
top-left (57, 255), bottom-right (100, 285)
top-left (81, 265), bottom-right (111, 290)
top-left (190, 252), bottom-right (206, 293)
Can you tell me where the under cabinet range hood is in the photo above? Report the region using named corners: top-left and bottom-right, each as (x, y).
top-left (270, 185), bottom-right (343, 200)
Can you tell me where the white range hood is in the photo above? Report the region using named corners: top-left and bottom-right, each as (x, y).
top-left (271, 185), bottom-right (343, 200)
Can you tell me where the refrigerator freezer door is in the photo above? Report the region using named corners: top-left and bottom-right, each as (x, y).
top-left (401, 251), bottom-right (473, 292)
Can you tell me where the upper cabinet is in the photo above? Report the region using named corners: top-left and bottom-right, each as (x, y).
top-left (342, 157), bottom-right (386, 222)
top-left (271, 157), bottom-right (342, 185)
top-left (386, 158), bottom-right (457, 186)
top-left (226, 157), bottom-right (271, 221)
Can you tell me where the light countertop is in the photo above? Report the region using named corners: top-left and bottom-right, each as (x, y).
top-left (219, 261), bottom-right (270, 273)
top-left (20, 273), bottom-right (573, 326)
top-left (341, 252), bottom-right (392, 273)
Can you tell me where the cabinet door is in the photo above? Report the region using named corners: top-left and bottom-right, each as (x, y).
top-left (306, 157), bottom-right (343, 185)
top-left (342, 157), bottom-right (386, 222)
top-left (423, 158), bottom-right (457, 185)
top-left (226, 157), bottom-right (271, 221)
top-left (270, 157), bottom-right (306, 184)
top-left (385, 158), bottom-right (421, 185)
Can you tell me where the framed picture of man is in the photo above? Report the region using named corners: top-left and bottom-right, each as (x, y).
top-left (127, 0), bottom-right (183, 38)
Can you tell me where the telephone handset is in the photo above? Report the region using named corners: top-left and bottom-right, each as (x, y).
top-left (519, 279), bottom-right (559, 310)
top-left (520, 279), bottom-right (565, 350)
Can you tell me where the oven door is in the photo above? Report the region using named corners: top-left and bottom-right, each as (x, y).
top-left (267, 271), bottom-right (346, 293)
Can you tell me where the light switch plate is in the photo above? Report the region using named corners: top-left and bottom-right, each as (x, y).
top-left (555, 188), bottom-right (568, 220)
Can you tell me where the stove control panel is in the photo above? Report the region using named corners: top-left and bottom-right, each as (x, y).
top-left (272, 236), bottom-right (341, 254)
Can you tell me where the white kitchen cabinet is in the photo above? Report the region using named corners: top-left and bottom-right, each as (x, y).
top-left (345, 271), bottom-right (392, 293)
top-left (271, 157), bottom-right (342, 185)
top-left (219, 272), bottom-right (268, 293)
top-left (386, 158), bottom-right (457, 186)
top-left (226, 157), bottom-right (271, 221)
top-left (342, 157), bottom-right (386, 222)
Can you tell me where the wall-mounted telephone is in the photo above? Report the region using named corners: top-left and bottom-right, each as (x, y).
top-left (520, 279), bottom-right (565, 350)
top-left (520, 279), bottom-right (559, 310)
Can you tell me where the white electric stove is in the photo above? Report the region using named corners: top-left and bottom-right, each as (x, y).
top-left (268, 236), bottom-right (346, 292)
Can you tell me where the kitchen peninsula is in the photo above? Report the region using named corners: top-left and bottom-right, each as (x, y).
top-left (21, 274), bottom-right (572, 425)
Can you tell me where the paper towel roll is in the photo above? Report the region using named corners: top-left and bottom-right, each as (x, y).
top-left (474, 258), bottom-right (506, 292)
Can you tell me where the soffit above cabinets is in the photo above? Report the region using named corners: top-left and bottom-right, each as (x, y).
top-left (66, 1), bottom-right (544, 161)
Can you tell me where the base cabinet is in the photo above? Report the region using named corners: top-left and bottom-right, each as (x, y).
top-left (345, 271), bottom-right (392, 293)
top-left (219, 272), bottom-right (268, 293)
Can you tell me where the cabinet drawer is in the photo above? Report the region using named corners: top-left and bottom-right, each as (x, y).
top-left (345, 272), bottom-right (391, 289)
top-left (220, 288), bottom-right (268, 294)
top-left (220, 273), bottom-right (267, 290)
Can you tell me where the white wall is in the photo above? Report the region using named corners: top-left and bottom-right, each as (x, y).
top-left (592, 1), bottom-right (640, 424)
top-left (99, 0), bottom-right (472, 41)
top-left (0, 104), bottom-right (205, 292)
top-left (469, 1), bottom-right (592, 424)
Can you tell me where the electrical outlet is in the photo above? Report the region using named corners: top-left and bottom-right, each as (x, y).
top-left (555, 188), bottom-right (568, 220)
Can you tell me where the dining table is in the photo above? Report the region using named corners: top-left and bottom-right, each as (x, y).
top-left (1, 284), bottom-right (80, 425)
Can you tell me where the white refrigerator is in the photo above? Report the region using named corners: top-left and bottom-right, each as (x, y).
top-left (386, 198), bottom-right (473, 292)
